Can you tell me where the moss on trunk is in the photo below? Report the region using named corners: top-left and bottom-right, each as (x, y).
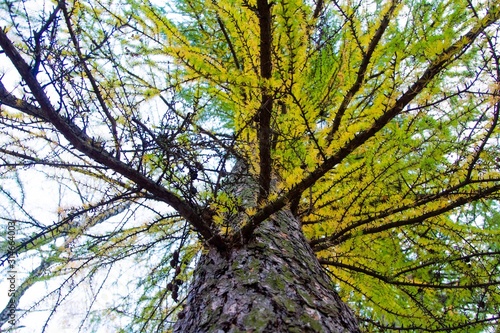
top-left (174, 210), bottom-right (360, 332)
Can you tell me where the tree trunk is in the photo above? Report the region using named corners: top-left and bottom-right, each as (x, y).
top-left (174, 210), bottom-right (360, 332)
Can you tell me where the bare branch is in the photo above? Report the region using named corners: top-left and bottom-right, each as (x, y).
top-left (0, 27), bottom-right (227, 251)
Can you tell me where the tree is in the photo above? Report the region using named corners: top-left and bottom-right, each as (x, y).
top-left (1, 0), bottom-right (499, 331)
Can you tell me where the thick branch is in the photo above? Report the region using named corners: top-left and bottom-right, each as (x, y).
top-left (257, 0), bottom-right (273, 202)
top-left (0, 81), bottom-right (49, 121)
top-left (312, 0), bottom-right (324, 19)
top-left (234, 7), bottom-right (500, 243)
top-left (0, 28), bottom-right (227, 251)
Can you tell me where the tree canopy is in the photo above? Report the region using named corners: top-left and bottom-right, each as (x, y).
top-left (1, 0), bottom-right (499, 331)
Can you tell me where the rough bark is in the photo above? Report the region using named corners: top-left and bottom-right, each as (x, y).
top-left (174, 210), bottom-right (360, 332)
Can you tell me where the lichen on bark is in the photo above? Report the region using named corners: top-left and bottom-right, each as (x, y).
top-left (173, 210), bottom-right (360, 332)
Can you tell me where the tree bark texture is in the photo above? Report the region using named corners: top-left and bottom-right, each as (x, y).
top-left (174, 210), bottom-right (360, 332)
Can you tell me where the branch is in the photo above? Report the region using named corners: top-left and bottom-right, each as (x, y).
top-left (30, 5), bottom-right (60, 77)
top-left (392, 251), bottom-right (500, 279)
top-left (0, 261), bottom-right (50, 328)
top-left (234, 6), bottom-right (500, 243)
top-left (0, 147), bottom-right (107, 169)
top-left (320, 260), bottom-right (500, 289)
top-left (312, 183), bottom-right (500, 251)
top-left (326, 0), bottom-right (399, 143)
top-left (0, 28), bottom-right (227, 251)
top-left (216, 15), bottom-right (241, 70)
top-left (256, 0), bottom-right (273, 202)
top-left (361, 315), bottom-right (500, 333)
top-left (0, 81), bottom-right (49, 121)
top-left (312, 0), bottom-right (324, 20)
top-left (60, 2), bottom-right (121, 159)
